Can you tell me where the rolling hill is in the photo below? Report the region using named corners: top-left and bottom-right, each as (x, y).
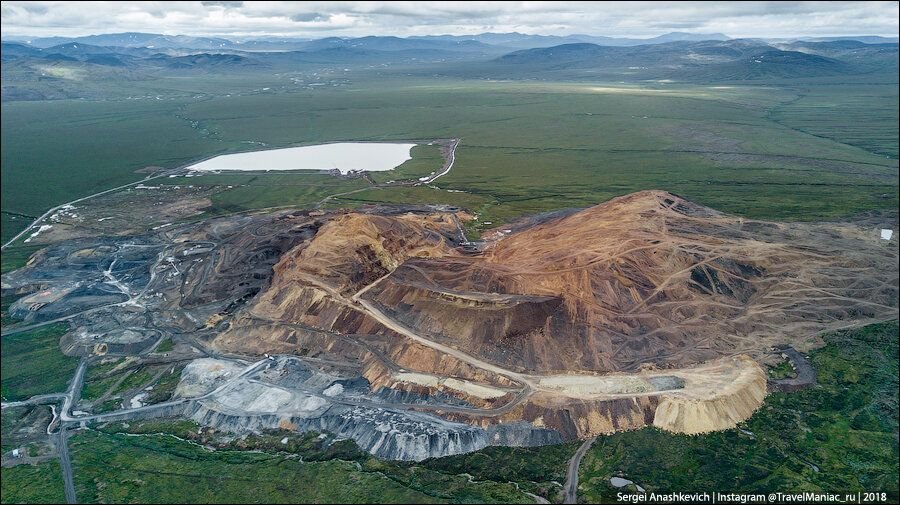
top-left (487, 39), bottom-right (890, 80)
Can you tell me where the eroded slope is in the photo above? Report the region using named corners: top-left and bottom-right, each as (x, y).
top-left (229, 191), bottom-right (897, 375)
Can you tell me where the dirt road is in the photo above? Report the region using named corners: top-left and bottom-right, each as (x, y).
top-left (564, 437), bottom-right (596, 504)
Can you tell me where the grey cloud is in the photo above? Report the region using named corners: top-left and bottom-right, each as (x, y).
top-left (20, 3), bottom-right (49, 14)
top-left (357, 3), bottom-right (509, 19)
top-left (0, 1), bottom-right (896, 39)
top-left (202, 1), bottom-right (244, 7)
top-left (290, 12), bottom-right (329, 23)
top-left (648, 21), bottom-right (705, 29)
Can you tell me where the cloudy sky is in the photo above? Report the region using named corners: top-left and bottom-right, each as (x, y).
top-left (1, 1), bottom-right (898, 39)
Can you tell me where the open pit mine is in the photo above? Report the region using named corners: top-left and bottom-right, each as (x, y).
top-left (3, 191), bottom-right (897, 460)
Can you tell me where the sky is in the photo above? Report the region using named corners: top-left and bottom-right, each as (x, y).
top-left (1, 1), bottom-right (898, 39)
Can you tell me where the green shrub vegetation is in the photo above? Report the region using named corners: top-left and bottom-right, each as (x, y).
top-left (69, 429), bottom-right (535, 504)
top-left (0, 323), bottom-right (76, 401)
top-left (767, 359), bottom-right (797, 380)
top-left (1, 293), bottom-right (23, 326)
top-left (0, 461), bottom-right (67, 504)
top-left (144, 365), bottom-right (184, 405)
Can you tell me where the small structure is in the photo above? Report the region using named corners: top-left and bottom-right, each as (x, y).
top-left (880, 229), bottom-right (893, 241)
top-left (11, 448), bottom-right (21, 458)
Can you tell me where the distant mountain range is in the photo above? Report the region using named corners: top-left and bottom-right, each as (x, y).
top-left (1, 31), bottom-right (897, 101)
top-left (9, 32), bottom-right (238, 50)
top-left (781, 35), bottom-right (899, 44)
top-left (5, 31), bottom-right (732, 51)
top-left (6, 31), bottom-right (895, 52)
top-left (0, 38), bottom-right (502, 70)
top-left (409, 31), bottom-right (731, 49)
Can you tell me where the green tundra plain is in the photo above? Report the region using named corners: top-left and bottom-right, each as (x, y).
top-left (3, 74), bottom-right (897, 257)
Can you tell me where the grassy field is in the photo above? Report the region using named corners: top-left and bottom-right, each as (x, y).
top-left (177, 172), bottom-right (370, 216)
top-left (1, 405), bottom-right (53, 452)
top-left (155, 338), bottom-right (174, 353)
top-left (80, 358), bottom-right (125, 402)
top-left (0, 323), bottom-right (76, 401)
top-left (0, 98), bottom-right (222, 243)
top-left (370, 143), bottom-right (447, 183)
top-left (1, 293), bottom-right (23, 326)
top-left (770, 83), bottom-right (899, 159)
top-left (181, 79), bottom-right (897, 222)
top-left (80, 361), bottom-right (171, 407)
top-left (3, 76), bottom-right (897, 247)
top-left (0, 243), bottom-right (44, 274)
top-left (111, 366), bottom-right (159, 394)
top-left (578, 320), bottom-right (900, 502)
top-left (0, 461), bottom-right (67, 504)
top-left (143, 365), bottom-right (183, 404)
top-left (1, 406), bottom-right (28, 451)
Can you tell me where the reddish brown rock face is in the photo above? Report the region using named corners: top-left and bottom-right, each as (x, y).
top-left (219, 191), bottom-right (898, 374)
top-left (210, 191), bottom-right (897, 437)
